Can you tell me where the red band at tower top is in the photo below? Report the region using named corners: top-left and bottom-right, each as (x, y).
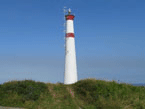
top-left (65, 15), bottom-right (75, 20)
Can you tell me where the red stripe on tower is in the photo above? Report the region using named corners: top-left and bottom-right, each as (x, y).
top-left (66, 33), bottom-right (75, 38)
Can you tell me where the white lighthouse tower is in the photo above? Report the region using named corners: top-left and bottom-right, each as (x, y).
top-left (64, 8), bottom-right (78, 84)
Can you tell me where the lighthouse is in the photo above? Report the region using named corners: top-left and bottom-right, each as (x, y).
top-left (64, 8), bottom-right (78, 84)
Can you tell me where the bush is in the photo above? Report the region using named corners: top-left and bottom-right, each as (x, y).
top-left (0, 80), bottom-right (48, 102)
top-left (73, 79), bottom-right (127, 104)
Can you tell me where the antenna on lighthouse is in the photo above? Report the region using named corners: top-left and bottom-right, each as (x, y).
top-left (68, 8), bottom-right (71, 15)
top-left (63, 6), bottom-right (67, 47)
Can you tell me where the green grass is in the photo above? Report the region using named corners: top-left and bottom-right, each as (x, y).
top-left (0, 78), bottom-right (145, 109)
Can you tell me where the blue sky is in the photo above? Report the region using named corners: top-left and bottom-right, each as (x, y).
top-left (0, 0), bottom-right (145, 84)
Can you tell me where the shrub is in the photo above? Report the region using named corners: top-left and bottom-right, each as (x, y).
top-left (0, 80), bottom-right (48, 102)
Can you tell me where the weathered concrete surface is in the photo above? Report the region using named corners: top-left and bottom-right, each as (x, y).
top-left (0, 106), bottom-right (26, 109)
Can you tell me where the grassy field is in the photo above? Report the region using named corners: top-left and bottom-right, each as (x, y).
top-left (0, 78), bottom-right (145, 109)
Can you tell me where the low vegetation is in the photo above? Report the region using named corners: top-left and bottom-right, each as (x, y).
top-left (0, 78), bottom-right (145, 109)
